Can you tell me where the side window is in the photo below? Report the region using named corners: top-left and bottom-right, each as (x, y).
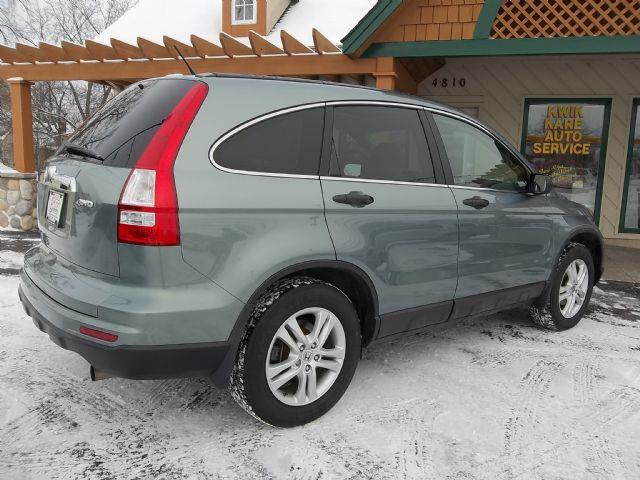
top-left (433, 114), bottom-right (528, 191)
top-left (330, 106), bottom-right (436, 184)
top-left (214, 108), bottom-right (324, 176)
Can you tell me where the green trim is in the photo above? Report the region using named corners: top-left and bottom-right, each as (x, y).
top-left (341, 0), bottom-right (403, 56)
top-left (618, 98), bottom-right (640, 234)
top-left (473, 0), bottom-right (503, 39)
top-left (363, 36), bottom-right (640, 58)
top-left (520, 98), bottom-right (613, 227)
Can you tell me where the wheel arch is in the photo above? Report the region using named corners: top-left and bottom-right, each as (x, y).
top-left (561, 228), bottom-right (604, 284)
top-left (211, 260), bottom-right (379, 387)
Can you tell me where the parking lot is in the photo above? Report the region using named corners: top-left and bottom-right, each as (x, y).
top-left (1, 245), bottom-right (639, 479)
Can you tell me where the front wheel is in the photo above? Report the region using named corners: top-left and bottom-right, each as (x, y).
top-left (230, 277), bottom-right (361, 427)
top-left (530, 242), bottom-right (594, 331)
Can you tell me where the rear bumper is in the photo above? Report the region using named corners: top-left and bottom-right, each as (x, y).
top-left (19, 273), bottom-right (229, 380)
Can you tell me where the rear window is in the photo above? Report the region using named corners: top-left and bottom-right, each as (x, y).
top-left (213, 107), bottom-right (325, 176)
top-left (66, 79), bottom-right (198, 168)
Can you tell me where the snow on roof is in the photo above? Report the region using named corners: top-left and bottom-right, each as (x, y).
top-left (94, 0), bottom-right (377, 49)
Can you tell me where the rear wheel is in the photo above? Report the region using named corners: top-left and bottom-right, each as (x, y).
top-left (230, 277), bottom-right (361, 427)
top-left (530, 243), bottom-right (594, 331)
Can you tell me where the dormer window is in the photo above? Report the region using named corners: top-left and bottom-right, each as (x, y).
top-left (232, 0), bottom-right (256, 25)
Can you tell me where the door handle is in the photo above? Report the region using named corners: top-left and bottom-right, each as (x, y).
top-left (462, 196), bottom-right (490, 210)
top-left (332, 191), bottom-right (374, 208)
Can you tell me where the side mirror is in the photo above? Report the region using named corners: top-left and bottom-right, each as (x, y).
top-left (530, 173), bottom-right (552, 195)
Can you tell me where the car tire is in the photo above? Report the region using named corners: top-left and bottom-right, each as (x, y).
top-left (230, 276), bottom-right (361, 427)
top-left (529, 242), bottom-right (594, 331)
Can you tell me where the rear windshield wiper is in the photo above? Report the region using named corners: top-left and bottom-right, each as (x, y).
top-left (60, 142), bottom-right (104, 162)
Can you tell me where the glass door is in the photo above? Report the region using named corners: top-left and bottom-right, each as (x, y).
top-left (521, 99), bottom-right (611, 224)
top-left (620, 99), bottom-right (640, 233)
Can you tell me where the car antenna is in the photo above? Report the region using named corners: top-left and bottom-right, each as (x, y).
top-left (173, 46), bottom-right (197, 76)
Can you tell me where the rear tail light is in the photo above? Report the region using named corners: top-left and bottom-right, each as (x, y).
top-left (118, 82), bottom-right (208, 246)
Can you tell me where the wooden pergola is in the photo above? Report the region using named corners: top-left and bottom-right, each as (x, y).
top-left (0, 28), bottom-right (421, 173)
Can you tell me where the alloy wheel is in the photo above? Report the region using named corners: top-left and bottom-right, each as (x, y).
top-left (265, 307), bottom-right (346, 406)
top-left (559, 259), bottom-right (589, 318)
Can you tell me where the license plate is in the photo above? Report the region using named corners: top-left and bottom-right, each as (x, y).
top-left (46, 190), bottom-right (65, 226)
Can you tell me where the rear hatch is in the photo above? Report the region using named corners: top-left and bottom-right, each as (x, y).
top-left (37, 78), bottom-right (200, 277)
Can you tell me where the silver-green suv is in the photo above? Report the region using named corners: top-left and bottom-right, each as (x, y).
top-left (19, 75), bottom-right (603, 426)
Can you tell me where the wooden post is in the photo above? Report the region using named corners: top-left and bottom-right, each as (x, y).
top-left (8, 78), bottom-right (35, 173)
top-left (374, 57), bottom-right (397, 90)
top-left (374, 57), bottom-right (418, 94)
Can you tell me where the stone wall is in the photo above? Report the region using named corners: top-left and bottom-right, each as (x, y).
top-left (0, 172), bottom-right (38, 232)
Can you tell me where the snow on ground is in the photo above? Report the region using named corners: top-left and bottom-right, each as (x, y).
top-left (0, 253), bottom-right (639, 478)
top-left (0, 234), bottom-right (38, 274)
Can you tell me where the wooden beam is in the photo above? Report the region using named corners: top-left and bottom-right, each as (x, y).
top-left (312, 29), bottom-right (341, 54)
top-left (0, 55), bottom-right (378, 81)
top-left (163, 36), bottom-right (199, 59)
top-left (85, 40), bottom-right (120, 61)
top-left (8, 79), bottom-right (35, 173)
top-left (190, 35), bottom-right (225, 57)
top-left (61, 41), bottom-right (92, 61)
top-left (220, 32), bottom-right (254, 57)
top-left (280, 31), bottom-right (314, 54)
top-left (38, 42), bottom-right (68, 62)
top-left (0, 44), bottom-right (30, 64)
top-left (111, 39), bottom-right (145, 60)
top-left (15, 43), bottom-right (49, 62)
top-left (137, 37), bottom-right (171, 59)
top-left (249, 31), bottom-right (284, 56)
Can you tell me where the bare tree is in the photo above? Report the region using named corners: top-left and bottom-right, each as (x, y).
top-left (0, 0), bottom-right (136, 168)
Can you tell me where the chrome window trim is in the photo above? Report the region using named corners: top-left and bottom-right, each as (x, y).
top-left (209, 103), bottom-right (325, 180)
top-left (326, 100), bottom-right (424, 110)
top-left (208, 99), bottom-right (530, 187)
top-left (320, 176), bottom-right (446, 188)
top-left (448, 184), bottom-right (528, 193)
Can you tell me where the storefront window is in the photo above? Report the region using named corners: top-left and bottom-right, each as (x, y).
top-left (522, 99), bottom-right (611, 221)
top-left (620, 100), bottom-right (640, 232)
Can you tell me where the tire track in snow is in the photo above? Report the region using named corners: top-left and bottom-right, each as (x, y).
top-left (469, 348), bottom-right (544, 368)
top-left (572, 358), bottom-right (601, 405)
top-left (398, 416), bottom-right (435, 480)
top-left (491, 384), bottom-right (640, 479)
top-left (571, 358), bottom-right (625, 479)
top-left (503, 359), bottom-right (565, 459)
top-left (315, 433), bottom-right (398, 480)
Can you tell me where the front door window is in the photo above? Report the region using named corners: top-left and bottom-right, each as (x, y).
top-left (522, 99), bottom-right (611, 222)
top-left (433, 113), bottom-right (528, 192)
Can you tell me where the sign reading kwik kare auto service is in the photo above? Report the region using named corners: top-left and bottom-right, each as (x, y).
top-left (532, 105), bottom-right (591, 155)
top-left (523, 100), bottom-right (610, 216)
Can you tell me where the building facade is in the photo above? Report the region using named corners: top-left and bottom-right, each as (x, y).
top-left (419, 54), bottom-right (640, 244)
top-left (1, 0), bottom-right (639, 244)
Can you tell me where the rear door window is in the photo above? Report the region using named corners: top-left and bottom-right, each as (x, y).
top-left (329, 106), bottom-right (436, 184)
top-left (66, 79), bottom-right (198, 168)
top-left (213, 107), bottom-right (325, 176)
